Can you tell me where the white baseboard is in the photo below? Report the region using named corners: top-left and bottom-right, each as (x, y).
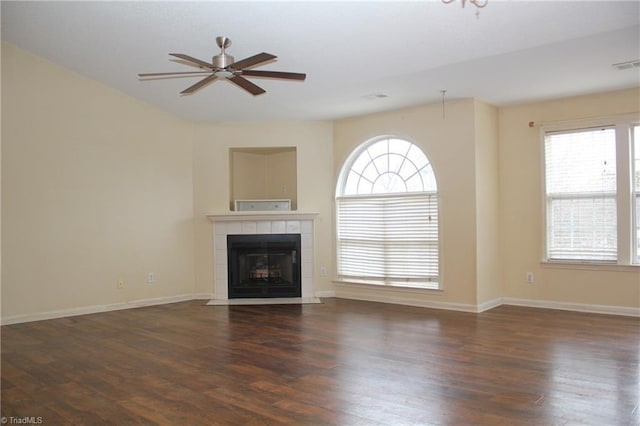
top-left (335, 289), bottom-right (479, 313)
top-left (333, 287), bottom-right (639, 317)
top-left (1, 293), bottom-right (215, 326)
top-left (477, 298), bottom-right (503, 313)
top-left (502, 297), bottom-right (640, 317)
top-left (315, 290), bottom-right (336, 298)
top-left (3, 293), bottom-right (637, 325)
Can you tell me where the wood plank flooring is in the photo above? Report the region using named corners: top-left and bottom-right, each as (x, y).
top-left (1, 298), bottom-right (639, 425)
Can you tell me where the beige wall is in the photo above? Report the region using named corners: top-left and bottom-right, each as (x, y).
top-left (266, 150), bottom-right (297, 207)
top-left (333, 100), bottom-right (483, 307)
top-left (231, 151), bottom-right (269, 203)
top-left (1, 43), bottom-right (195, 319)
top-left (474, 101), bottom-right (501, 306)
top-left (0, 43), bottom-right (3, 320)
top-left (231, 149), bottom-right (298, 209)
top-left (192, 121), bottom-right (334, 297)
top-left (499, 88), bottom-right (640, 309)
top-left (2, 41), bottom-right (637, 322)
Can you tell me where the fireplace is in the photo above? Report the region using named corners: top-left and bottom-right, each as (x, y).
top-left (227, 234), bottom-right (302, 298)
top-left (207, 212), bottom-right (317, 301)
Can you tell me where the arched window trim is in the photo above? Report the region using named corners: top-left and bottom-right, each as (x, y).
top-left (337, 136), bottom-right (438, 197)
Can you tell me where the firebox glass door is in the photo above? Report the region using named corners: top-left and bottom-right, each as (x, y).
top-left (227, 234), bottom-right (301, 298)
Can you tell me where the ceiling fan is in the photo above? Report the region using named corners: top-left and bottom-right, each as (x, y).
top-left (138, 36), bottom-right (306, 96)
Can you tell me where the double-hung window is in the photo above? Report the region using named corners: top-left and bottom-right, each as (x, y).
top-left (335, 137), bottom-right (440, 289)
top-left (543, 117), bottom-right (640, 265)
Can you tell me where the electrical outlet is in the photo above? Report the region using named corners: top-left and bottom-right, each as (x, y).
top-left (117, 279), bottom-right (125, 289)
top-left (320, 266), bottom-right (327, 277)
top-left (526, 272), bottom-right (534, 283)
top-left (147, 272), bottom-right (155, 283)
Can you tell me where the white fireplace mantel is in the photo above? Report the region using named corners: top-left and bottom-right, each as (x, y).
top-left (207, 211), bottom-right (319, 222)
top-left (207, 211), bottom-right (319, 300)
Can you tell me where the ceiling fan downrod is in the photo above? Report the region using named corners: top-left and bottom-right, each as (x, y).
top-left (213, 36), bottom-right (234, 69)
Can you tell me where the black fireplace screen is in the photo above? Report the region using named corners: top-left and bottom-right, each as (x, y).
top-left (227, 234), bottom-right (302, 298)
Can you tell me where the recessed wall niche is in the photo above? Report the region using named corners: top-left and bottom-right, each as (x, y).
top-left (229, 147), bottom-right (297, 211)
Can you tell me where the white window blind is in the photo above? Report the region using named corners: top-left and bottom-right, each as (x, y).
top-left (336, 193), bottom-right (439, 288)
top-left (544, 127), bottom-right (617, 262)
top-left (633, 125), bottom-right (640, 263)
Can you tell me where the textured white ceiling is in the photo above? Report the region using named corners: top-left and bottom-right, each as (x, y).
top-left (2, 1), bottom-right (639, 123)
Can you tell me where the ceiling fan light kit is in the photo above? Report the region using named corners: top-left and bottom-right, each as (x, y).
top-left (138, 36), bottom-right (306, 96)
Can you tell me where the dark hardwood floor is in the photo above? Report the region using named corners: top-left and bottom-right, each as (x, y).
top-left (1, 298), bottom-right (638, 425)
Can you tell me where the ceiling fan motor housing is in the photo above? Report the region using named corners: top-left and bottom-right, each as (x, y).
top-left (213, 54), bottom-right (234, 69)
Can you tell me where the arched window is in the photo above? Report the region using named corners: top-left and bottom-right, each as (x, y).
top-left (336, 137), bottom-right (439, 289)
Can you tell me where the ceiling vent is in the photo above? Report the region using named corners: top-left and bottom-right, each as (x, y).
top-left (612, 60), bottom-right (640, 71)
top-left (363, 93), bottom-right (389, 100)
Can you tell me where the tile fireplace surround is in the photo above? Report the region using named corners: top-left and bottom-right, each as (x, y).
top-left (207, 212), bottom-right (318, 300)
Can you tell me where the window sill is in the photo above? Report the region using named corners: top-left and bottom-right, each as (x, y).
top-left (541, 261), bottom-right (640, 272)
top-left (333, 279), bottom-right (442, 292)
